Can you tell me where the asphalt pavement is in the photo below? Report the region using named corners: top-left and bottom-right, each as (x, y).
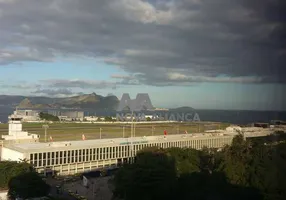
top-left (46, 177), bottom-right (77, 200)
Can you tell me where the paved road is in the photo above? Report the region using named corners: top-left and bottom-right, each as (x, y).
top-left (64, 176), bottom-right (113, 200)
top-left (45, 175), bottom-right (113, 200)
top-left (46, 177), bottom-right (77, 200)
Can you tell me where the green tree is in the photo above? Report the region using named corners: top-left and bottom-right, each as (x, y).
top-left (218, 134), bottom-right (286, 200)
top-left (166, 148), bottom-right (200, 175)
top-left (218, 134), bottom-right (252, 186)
top-left (199, 147), bottom-right (220, 174)
top-left (0, 161), bottom-right (34, 190)
top-left (8, 171), bottom-right (50, 199)
top-left (104, 116), bottom-right (113, 121)
top-left (113, 148), bottom-right (177, 200)
top-left (112, 134), bottom-right (286, 200)
top-left (39, 112), bottom-right (59, 121)
top-left (177, 171), bottom-right (262, 200)
top-left (248, 143), bottom-right (286, 200)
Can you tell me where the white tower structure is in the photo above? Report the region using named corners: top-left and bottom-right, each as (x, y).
top-left (1, 114), bottom-right (40, 142)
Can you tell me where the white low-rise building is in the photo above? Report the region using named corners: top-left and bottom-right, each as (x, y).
top-left (1, 133), bottom-right (236, 175)
top-left (226, 126), bottom-right (242, 133)
top-left (1, 123), bottom-right (281, 176)
top-left (1, 115), bottom-right (40, 143)
top-left (84, 116), bottom-right (98, 122)
top-left (12, 110), bottom-right (40, 122)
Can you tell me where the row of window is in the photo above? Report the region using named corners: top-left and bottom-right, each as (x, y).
top-left (29, 137), bottom-right (232, 167)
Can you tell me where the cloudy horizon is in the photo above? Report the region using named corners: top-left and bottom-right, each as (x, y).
top-left (0, 0), bottom-right (285, 110)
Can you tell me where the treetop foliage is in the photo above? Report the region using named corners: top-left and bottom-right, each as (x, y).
top-left (0, 161), bottom-right (33, 190)
top-left (8, 171), bottom-right (50, 199)
top-left (0, 161), bottom-right (50, 199)
top-left (39, 112), bottom-right (59, 121)
top-left (113, 134), bottom-right (286, 200)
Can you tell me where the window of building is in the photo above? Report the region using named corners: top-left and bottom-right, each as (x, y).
top-left (99, 148), bottom-right (102, 160)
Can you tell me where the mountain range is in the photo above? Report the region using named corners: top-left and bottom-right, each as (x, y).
top-left (0, 93), bottom-right (119, 110)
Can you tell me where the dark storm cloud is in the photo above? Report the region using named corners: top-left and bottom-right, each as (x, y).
top-left (0, 0), bottom-right (285, 85)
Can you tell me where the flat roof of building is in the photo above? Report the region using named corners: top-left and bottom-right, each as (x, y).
top-left (3, 132), bottom-right (232, 153)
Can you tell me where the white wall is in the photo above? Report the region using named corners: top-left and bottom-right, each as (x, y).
top-left (1, 147), bottom-right (24, 162)
top-left (9, 123), bottom-right (23, 135)
top-left (0, 191), bottom-right (8, 200)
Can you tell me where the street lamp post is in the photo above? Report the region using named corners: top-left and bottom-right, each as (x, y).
top-left (123, 126), bottom-right (125, 138)
top-left (134, 123), bottom-right (136, 137)
top-left (92, 181), bottom-right (95, 200)
top-left (130, 111), bottom-right (134, 160)
top-left (130, 111), bottom-right (133, 138)
top-left (42, 125), bottom-right (49, 143)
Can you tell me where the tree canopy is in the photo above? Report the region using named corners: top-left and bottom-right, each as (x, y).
top-left (39, 112), bottom-right (59, 121)
top-left (104, 116), bottom-right (115, 122)
top-left (8, 172), bottom-right (50, 199)
top-left (0, 161), bottom-right (50, 199)
top-left (113, 148), bottom-right (177, 200)
top-left (0, 161), bottom-right (33, 190)
top-left (112, 133), bottom-right (286, 200)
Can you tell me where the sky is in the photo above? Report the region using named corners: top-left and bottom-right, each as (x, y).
top-left (0, 0), bottom-right (285, 110)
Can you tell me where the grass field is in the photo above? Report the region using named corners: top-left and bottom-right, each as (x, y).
top-left (0, 122), bottom-right (230, 142)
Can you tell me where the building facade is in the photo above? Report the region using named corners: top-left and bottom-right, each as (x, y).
top-left (12, 109), bottom-right (40, 122)
top-left (48, 110), bottom-right (84, 121)
top-left (1, 114), bottom-right (39, 142)
top-left (1, 133), bottom-right (234, 175)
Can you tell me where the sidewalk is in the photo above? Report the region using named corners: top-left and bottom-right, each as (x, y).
top-left (64, 176), bottom-right (113, 200)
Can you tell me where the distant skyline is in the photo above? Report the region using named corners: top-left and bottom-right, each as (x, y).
top-left (0, 0), bottom-right (285, 111)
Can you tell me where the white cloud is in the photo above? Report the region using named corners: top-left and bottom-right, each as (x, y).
top-left (109, 0), bottom-right (174, 25)
top-left (41, 79), bottom-right (117, 89)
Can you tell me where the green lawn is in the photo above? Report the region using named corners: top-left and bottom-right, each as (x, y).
top-left (0, 122), bottom-right (230, 142)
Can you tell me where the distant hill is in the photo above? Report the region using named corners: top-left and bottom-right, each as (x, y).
top-left (0, 93), bottom-right (119, 110)
top-left (18, 98), bottom-right (33, 108)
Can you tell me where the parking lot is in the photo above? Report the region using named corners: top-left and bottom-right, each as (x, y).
top-left (46, 175), bottom-right (113, 200)
top-left (63, 176), bottom-right (113, 200)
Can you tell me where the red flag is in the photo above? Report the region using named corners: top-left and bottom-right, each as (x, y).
top-left (82, 134), bottom-right (86, 140)
top-left (164, 130), bottom-right (167, 135)
top-left (49, 136), bottom-right (53, 142)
